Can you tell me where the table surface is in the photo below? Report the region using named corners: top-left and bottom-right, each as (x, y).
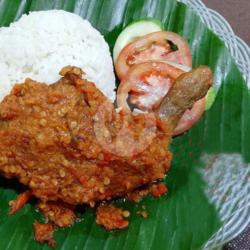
top-left (203, 0), bottom-right (250, 45)
top-left (202, 1), bottom-right (250, 249)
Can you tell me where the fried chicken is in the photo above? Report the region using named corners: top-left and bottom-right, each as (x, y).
top-left (158, 65), bottom-right (213, 127)
top-left (0, 66), bottom-right (173, 206)
top-left (0, 65), bottom-right (212, 244)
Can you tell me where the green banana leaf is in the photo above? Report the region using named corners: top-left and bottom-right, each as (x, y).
top-left (0, 0), bottom-right (249, 249)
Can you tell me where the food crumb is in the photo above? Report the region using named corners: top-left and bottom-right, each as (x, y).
top-left (96, 204), bottom-right (129, 230)
top-left (127, 188), bottom-right (149, 202)
top-left (33, 222), bottom-right (56, 248)
top-left (149, 183), bottom-right (168, 198)
top-left (37, 201), bottom-right (76, 228)
top-left (137, 205), bottom-right (148, 219)
top-left (137, 210), bottom-right (148, 218)
top-left (122, 210), bottom-right (130, 218)
top-left (9, 191), bottom-right (32, 214)
top-left (90, 201), bottom-right (95, 208)
top-left (127, 183), bottom-right (168, 202)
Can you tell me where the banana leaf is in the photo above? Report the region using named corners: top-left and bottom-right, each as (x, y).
top-left (0, 0), bottom-right (249, 249)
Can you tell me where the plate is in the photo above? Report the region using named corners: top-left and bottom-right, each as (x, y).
top-left (0, 0), bottom-right (249, 249)
top-left (179, 1), bottom-right (250, 248)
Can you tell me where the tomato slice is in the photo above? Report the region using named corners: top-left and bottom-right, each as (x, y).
top-left (117, 62), bottom-right (207, 136)
top-left (173, 97), bottom-right (206, 136)
top-left (115, 31), bottom-right (192, 80)
top-left (116, 62), bottom-right (184, 112)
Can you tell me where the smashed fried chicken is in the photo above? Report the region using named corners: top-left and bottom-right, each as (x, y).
top-left (0, 66), bottom-right (172, 205)
top-left (0, 65), bottom-right (212, 246)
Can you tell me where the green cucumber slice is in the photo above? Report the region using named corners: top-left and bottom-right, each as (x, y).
top-left (113, 19), bottom-right (163, 62)
top-left (205, 85), bottom-right (216, 110)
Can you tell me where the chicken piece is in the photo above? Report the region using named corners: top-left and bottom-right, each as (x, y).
top-left (9, 191), bottom-right (32, 214)
top-left (149, 183), bottom-right (168, 197)
top-left (33, 222), bottom-right (56, 248)
top-left (127, 182), bottom-right (168, 202)
top-left (37, 201), bottom-right (76, 227)
top-left (158, 65), bottom-right (213, 127)
top-left (96, 204), bottom-right (130, 230)
top-left (0, 65), bottom-right (211, 208)
top-left (0, 66), bottom-right (172, 205)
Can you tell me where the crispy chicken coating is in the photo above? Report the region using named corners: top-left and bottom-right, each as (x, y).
top-left (0, 66), bottom-right (172, 205)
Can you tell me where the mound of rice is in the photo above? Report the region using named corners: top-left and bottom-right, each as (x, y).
top-left (0, 10), bottom-right (116, 102)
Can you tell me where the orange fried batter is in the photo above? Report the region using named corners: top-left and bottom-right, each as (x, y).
top-left (96, 204), bottom-right (130, 230)
top-left (0, 66), bottom-right (172, 206)
top-left (33, 222), bottom-right (56, 248)
top-left (37, 201), bottom-right (76, 227)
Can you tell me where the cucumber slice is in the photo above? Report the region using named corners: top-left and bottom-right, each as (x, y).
top-left (113, 19), bottom-right (163, 62)
top-left (205, 85), bottom-right (216, 110)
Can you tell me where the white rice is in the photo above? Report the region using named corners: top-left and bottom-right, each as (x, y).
top-left (0, 10), bottom-right (116, 102)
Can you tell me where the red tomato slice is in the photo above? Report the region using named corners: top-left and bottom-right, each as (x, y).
top-left (115, 31), bottom-right (192, 80)
top-left (117, 62), bottom-right (206, 136)
top-left (173, 97), bottom-right (206, 136)
top-left (117, 62), bottom-right (184, 111)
